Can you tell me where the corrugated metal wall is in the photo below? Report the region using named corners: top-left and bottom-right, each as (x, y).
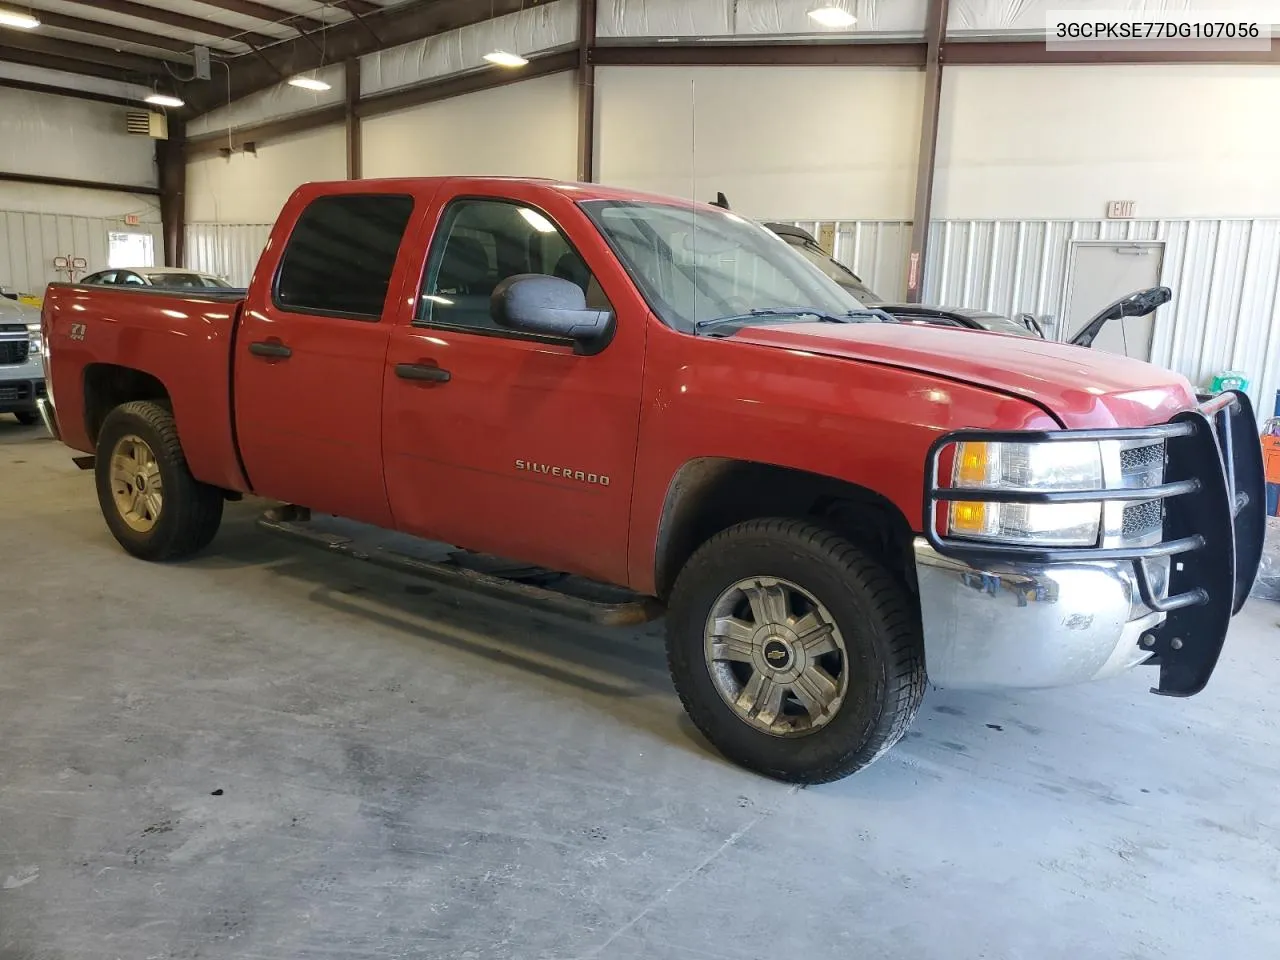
top-left (184, 223), bottom-right (273, 288)
top-left (789, 216), bottom-right (1280, 419)
top-left (0, 210), bottom-right (161, 296)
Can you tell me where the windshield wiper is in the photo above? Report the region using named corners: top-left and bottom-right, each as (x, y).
top-left (694, 307), bottom-right (896, 334)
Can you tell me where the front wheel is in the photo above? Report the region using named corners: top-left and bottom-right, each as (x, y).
top-left (666, 518), bottom-right (925, 784)
top-left (95, 400), bottom-right (224, 561)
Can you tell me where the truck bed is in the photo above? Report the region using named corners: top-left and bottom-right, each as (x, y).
top-left (42, 282), bottom-right (251, 492)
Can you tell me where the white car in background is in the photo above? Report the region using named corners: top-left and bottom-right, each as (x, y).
top-left (0, 293), bottom-right (44, 426)
top-left (79, 266), bottom-right (234, 290)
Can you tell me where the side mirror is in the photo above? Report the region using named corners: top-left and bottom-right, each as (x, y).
top-left (491, 274), bottom-right (613, 353)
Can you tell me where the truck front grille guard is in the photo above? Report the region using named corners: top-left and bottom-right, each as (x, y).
top-left (923, 390), bottom-right (1266, 697)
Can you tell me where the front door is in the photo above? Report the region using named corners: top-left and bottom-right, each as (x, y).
top-left (382, 188), bottom-right (647, 586)
top-left (234, 191), bottom-right (418, 526)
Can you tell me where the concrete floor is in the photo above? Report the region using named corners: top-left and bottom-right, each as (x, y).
top-left (2, 418), bottom-right (1279, 960)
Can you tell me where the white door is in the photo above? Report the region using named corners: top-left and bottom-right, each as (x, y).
top-left (1062, 242), bottom-right (1164, 361)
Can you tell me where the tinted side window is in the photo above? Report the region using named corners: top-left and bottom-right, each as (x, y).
top-left (275, 194), bottom-right (414, 320)
top-left (419, 199), bottom-right (608, 332)
top-left (120, 272), bottom-right (146, 286)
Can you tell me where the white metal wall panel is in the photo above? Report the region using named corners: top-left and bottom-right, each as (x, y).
top-left (361, 1), bottom-right (577, 97)
top-left (598, 0), bottom-right (927, 37)
top-left (361, 72), bottom-right (579, 180)
top-left (0, 210), bottom-right (161, 296)
top-left (596, 65), bottom-right (922, 220)
top-left (184, 223), bottom-right (273, 288)
top-left (0, 88), bottom-right (157, 188)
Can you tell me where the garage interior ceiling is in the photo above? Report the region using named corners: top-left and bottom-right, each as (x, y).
top-left (0, 0), bottom-right (559, 113)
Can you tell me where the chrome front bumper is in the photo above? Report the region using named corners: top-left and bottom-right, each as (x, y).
top-left (914, 537), bottom-right (1167, 690)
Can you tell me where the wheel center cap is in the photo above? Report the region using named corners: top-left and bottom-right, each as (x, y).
top-left (762, 638), bottom-right (793, 671)
top-left (136, 475), bottom-right (147, 491)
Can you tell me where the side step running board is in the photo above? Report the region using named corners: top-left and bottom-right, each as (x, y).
top-left (257, 516), bottom-right (663, 628)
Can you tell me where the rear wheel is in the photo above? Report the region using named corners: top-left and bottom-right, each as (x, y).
top-left (95, 401), bottom-right (223, 561)
top-left (666, 518), bottom-right (925, 783)
top-left (13, 411), bottom-right (37, 426)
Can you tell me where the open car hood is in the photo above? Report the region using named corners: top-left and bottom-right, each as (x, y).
top-left (727, 319), bottom-right (1197, 428)
top-left (1068, 285), bottom-right (1172, 348)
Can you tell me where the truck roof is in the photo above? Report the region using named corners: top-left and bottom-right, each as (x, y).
top-left (304, 176), bottom-right (707, 210)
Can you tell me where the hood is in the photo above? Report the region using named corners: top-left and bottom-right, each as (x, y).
top-left (0, 296), bottom-right (37, 327)
top-left (728, 321), bottom-right (1197, 428)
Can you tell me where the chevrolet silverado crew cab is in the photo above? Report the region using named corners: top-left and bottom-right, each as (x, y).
top-left (39, 178), bottom-right (1264, 784)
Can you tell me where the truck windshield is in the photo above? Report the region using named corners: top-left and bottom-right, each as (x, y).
top-left (580, 200), bottom-right (873, 334)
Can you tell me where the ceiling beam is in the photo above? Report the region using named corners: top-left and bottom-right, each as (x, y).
top-left (357, 49), bottom-right (578, 120)
top-left (0, 32), bottom-right (168, 76)
top-left (943, 39), bottom-right (1280, 65)
top-left (0, 44), bottom-right (152, 82)
top-left (590, 42), bottom-right (928, 67)
top-left (186, 0), bottom-right (555, 116)
top-left (0, 171), bottom-right (161, 196)
top-left (31, 9), bottom-right (210, 56)
top-left (59, 0), bottom-right (277, 49)
top-left (189, 0), bottom-right (325, 32)
top-left (0, 76), bottom-right (148, 109)
top-left (326, 0), bottom-right (380, 13)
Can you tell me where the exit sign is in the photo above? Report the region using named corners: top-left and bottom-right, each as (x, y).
top-left (124, 213), bottom-right (140, 226)
top-left (1106, 201), bottom-right (1136, 219)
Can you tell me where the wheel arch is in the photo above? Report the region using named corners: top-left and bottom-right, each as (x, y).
top-left (83, 363), bottom-right (170, 446)
top-left (651, 457), bottom-right (918, 601)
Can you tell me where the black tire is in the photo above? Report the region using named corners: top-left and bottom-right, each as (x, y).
top-left (95, 400), bottom-right (224, 561)
top-left (13, 411), bottom-right (38, 426)
top-left (666, 518), bottom-right (925, 784)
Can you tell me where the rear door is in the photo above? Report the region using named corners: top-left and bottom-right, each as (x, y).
top-left (233, 189), bottom-right (420, 526)
top-left (381, 184), bottom-right (648, 585)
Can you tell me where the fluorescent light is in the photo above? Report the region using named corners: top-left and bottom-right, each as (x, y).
top-left (807, 6), bottom-right (857, 28)
top-left (518, 208), bottom-right (556, 234)
top-left (0, 9), bottom-right (40, 29)
top-left (288, 76), bottom-right (331, 92)
top-left (483, 50), bottom-right (528, 68)
top-left (144, 94), bottom-right (185, 108)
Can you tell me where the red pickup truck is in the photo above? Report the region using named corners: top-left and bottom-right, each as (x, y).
top-left (38, 177), bottom-right (1264, 783)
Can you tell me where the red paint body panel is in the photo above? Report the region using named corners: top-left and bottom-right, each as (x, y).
top-left (730, 322), bottom-right (1199, 429)
top-left (381, 179), bottom-right (651, 586)
top-left (43, 176), bottom-right (1200, 597)
top-left (41, 285), bottom-right (248, 491)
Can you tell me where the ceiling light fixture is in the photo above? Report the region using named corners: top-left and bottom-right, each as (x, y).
top-left (144, 93), bottom-right (185, 108)
top-left (288, 75), bottom-right (332, 91)
top-left (807, 6), bottom-right (857, 28)
top-left (0, 8), bottom-right (40, 29)
top-left (483, 50), bottom-right (528, 68)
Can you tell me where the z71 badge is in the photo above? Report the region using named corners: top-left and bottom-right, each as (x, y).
top-left (68, 323), bottom-right (86, 341)
top-left (515, 460), bottom-right (610, 486)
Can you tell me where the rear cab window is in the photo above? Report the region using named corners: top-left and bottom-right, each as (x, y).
top-left (274, 194), bottom-right (415, 320)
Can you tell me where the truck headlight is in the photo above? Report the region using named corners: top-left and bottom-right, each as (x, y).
top-left (947, 441), bottom-right (1103, 546)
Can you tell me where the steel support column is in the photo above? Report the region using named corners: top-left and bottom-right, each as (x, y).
top-left (346, 59), bottom-right (362, 180)
top-left (906, 0), bottom-right (948, 303)
top-left (577, 0), bottom-right (597, 182)
top-left (157, 118), bottom-right (187, 267)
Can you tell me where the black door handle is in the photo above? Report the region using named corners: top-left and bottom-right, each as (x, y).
top-left (395, 363), bottom-right (451, 383)
top-left (249, 340), bottom-right (292, 359)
